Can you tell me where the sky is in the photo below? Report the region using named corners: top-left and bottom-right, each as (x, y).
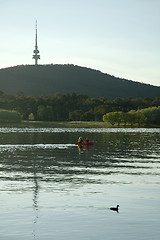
top-left (0, 0), bottom-right (160, 86)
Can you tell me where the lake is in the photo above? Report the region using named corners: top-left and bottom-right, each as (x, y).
top-left (0, 127), bottom-right (160, 240)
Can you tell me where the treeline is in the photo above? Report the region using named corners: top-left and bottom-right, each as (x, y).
top-left (0, 91), bottom-right (160, 123)
top-left (103, 107), bottom-right (160, 126)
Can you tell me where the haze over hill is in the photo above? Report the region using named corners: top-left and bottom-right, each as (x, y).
top-left (0, 64), bottom-right (159, 99)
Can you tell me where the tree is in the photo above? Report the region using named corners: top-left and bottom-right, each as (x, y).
top-left (37, 105), bottom-right (46, 121)
top-left (103, 112), bottom-right (117, 125)
top-left (69, 110), bottom-right (83, 121)
top-left (140, 106), bottom-right (160, 125)
top-left (28, 113), bottom-right (35, 121)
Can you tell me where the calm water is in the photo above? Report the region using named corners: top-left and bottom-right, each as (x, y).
top-left (0, 127), bottom-right (160, 240)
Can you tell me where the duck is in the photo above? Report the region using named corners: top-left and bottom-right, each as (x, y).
top-left (110, 205), bottom-right (119, 212)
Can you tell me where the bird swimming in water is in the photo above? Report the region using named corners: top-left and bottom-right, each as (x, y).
top-left (110, 205), bottom-right (119, 212)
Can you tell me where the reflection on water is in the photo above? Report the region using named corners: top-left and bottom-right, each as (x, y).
top-left (0, 127), bottom-right (160, 240)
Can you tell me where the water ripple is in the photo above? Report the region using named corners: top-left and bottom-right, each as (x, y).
top-left (0, 143), bottom-right (75, 152)
top-left (0, 127), bottom-right (159, 133)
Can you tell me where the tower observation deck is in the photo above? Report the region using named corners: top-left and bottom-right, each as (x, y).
top-left (32, 21), bottom-right (40, 65)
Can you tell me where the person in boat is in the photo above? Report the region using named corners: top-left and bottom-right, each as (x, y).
top-left (84, 138), bottom-right (89, 143)
top-left (78, 136), bottom-right (83, 143)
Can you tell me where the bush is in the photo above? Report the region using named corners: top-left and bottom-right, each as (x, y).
top-left (103, 110), bottom-right (146, 126)
top-left (139, 106), bottom-right (160, 125)
top-left (103, 112), bottom-right (120, 125)
top-left (103, 106), bottom-right (160, 126)
top-left (0, 109), bottom-right (22, 123)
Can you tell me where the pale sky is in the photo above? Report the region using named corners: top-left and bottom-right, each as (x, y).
top-left (0, 0), bottom-right (160, 86)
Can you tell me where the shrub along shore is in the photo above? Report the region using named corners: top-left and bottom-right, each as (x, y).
top-left (0, 109), bottom-right (22, 123)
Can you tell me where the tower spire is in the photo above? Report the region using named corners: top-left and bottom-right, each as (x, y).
top-left (32, 20), bottom-right (40, 65)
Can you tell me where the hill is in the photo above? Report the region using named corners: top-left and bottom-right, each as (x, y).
top-left (0, 64), bottom-right (159, 99)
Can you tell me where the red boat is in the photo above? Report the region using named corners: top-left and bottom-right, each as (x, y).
top-left (75, 140), bottom-right (95, 146)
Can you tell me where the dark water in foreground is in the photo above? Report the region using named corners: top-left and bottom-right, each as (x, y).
top-left (0, 127), bottom-right (160, 240)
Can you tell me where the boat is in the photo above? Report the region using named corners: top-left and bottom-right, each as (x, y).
top-left (75, 140), bottom-right (95, 146)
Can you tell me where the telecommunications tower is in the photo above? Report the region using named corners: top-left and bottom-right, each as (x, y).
top-left (32, 21), bottom-right (40, 65)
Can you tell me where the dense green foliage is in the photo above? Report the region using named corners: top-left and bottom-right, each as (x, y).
top-left (0, 91), bottom-right (159, 124)
top-left (0, 64), bottom-right (159, 99)
top-left (103, 106), bottom-right (160, 126)
top-left (0, 109), bottom-right (22, 123)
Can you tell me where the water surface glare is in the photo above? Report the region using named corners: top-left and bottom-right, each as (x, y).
top-left (0, 127), bottom-right (159, 240)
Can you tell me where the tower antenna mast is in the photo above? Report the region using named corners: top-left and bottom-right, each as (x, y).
top-left (32, 20), bottom-right (40, 65)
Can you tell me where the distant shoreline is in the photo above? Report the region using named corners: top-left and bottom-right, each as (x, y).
top-left (0, 121), bottom-right (159, 128)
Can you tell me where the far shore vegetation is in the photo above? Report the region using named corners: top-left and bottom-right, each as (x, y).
top-left (0, 109), bottom-right (21, 123)
top-left (0, 92), bottom-right (159, 127)
top-left (0, 120), bottom-right (159, 129)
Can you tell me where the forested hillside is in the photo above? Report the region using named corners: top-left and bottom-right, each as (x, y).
top-left (0, 64), bottom-right (159, 99)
